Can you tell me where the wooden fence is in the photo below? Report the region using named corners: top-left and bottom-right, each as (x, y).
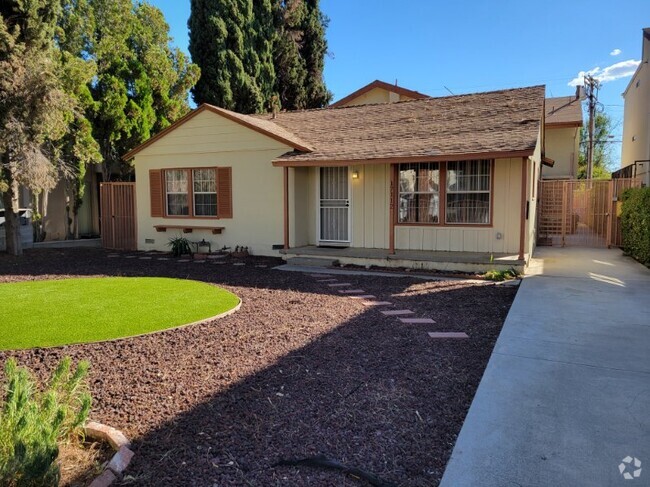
top-left (100, 182), bottom-right (136, 251)
top-left (537, 178), bottom-right (640, 248)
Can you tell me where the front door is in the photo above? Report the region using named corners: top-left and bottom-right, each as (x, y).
top-left (319, 167), bottom-right (350, 245)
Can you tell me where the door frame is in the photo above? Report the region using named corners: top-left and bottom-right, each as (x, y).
top-left (316, 166), bottom-right (352, 246)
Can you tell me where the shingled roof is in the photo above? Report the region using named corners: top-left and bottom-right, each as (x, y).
top-left (545, 96), bottom-right (583, 127)
top-left (256, 85), bottom-right (545, 165)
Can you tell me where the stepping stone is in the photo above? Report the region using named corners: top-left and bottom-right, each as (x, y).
top-left (349, 295), bottom-right (376, 300)
top-left (317, 279), bottom-right (338, 282)
top-left (139, 257), bottom-right (152, 260)
top-left (327, 283), bottom-right (351, 287)
top-left (125, 256), bottom-right (136, 259)
top-left (362, 301), bottom-right (393, 306)
top-left (213, 262), bottom-right (226, 265)
top-left (193, 260), bottom-right (206, 263)
top-left (233, 262), bottom-right (245, 266)
top-left (177, 259), bottom-right (190, 263)
top-left (428, 332), bottom-right (469, 339)
top-left (156, 257), bottom-right (170, 261)
top-left (381, 309), bottom-right (415, 316)
top-left (399, 318), bottom-right (436, 324)
top-left (338, 289), bottom-right (365, 294)
top-left (207, 254), bottom-right (227, 260)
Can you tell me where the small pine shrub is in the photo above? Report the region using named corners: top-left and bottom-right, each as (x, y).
top-left (621, 187), bottom-right (650, 266)
top-left (0, 357), bottom-right (92, 486)
top-left (484, 268), bottom-right (519, 282)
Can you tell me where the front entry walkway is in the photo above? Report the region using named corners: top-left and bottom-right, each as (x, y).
top-left (441, 247), bottom-right (650, 486)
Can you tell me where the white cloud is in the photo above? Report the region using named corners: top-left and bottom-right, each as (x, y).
top-left (568, 59), bottom-right (641, 86)
top-left (610, 48), bottom-right (622, 56)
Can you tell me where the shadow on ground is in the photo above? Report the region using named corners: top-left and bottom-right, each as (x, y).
top-left (0, 249), bottom-right (516, 486)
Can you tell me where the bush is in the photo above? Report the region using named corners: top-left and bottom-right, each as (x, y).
top-left (621, 187), bottom-right (650, 265)
top-left (484, 268), bottom-right (519, 281)
top-left (0, 357), bottom-right (92, 486)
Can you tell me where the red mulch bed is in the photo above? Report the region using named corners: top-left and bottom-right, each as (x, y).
top-left (0, 249), bottom-right (517, 486)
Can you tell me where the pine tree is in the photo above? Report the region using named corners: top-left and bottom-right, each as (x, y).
top-left (189, 0), bottom-right (330, 113)
top-left (189, 0), bottom-right (264, 113)
top-left (273, 0), bottom-right (331, 110)
top-left (301, 0), bottom-right (331, 108)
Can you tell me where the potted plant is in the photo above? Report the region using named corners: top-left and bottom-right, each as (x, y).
top-left (168, 235), bottom-right (193, 258)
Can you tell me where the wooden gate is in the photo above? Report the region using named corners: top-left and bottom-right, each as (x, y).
top-left (537, 178), bottom-right (640, 248)
top-left (100, 183), bottom-right (136, 251)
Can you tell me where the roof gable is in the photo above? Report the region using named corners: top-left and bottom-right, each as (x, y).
top-left (545, 96), bottom-right (583, 127)
top-left (330, 80), bottom-right (430, 108)
top-left (123, 104), bottom-right (313, 160)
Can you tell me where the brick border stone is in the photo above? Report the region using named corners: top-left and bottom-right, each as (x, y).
top-left (85, 421), bottom-right (134, 486)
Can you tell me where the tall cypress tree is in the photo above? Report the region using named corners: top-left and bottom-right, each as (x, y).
top-left (301, 0), bottom-right (331, 108)
top-left (190, 0), bottom-right (265, 113)
top-left (189, 0), bottom-right (330, 113)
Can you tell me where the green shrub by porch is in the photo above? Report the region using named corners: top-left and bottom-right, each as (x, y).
top-left (0, 278), bottom-right (240, 350)
top-left (621, 187), bottom-right (650, 265)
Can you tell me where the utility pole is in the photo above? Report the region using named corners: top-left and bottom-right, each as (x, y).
top-left (584, 74), bottom-right (600, 179)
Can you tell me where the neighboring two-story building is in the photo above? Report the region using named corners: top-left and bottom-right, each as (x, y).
top-left (620, 27), bottom-right (650, 186)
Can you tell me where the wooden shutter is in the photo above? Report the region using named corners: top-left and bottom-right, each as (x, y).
top-left (149, 169), bottom-right (164, 217)
top-left (217, 167), bottom-right (233, 218)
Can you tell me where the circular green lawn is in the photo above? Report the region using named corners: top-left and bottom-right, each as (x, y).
top-left (0, 277), bottom-right (240, 350)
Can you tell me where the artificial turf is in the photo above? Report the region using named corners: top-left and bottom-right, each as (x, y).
top-left (0, 277), bottom-right (240, 350)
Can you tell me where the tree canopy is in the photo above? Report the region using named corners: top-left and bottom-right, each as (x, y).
top-left (189, 0), bottom-right (331, 113)
top-left (1, 0), bottom-right (199, 254)
top-left (578, 111), bottom-right (615, 179)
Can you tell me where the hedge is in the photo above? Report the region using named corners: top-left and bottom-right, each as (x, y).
top-left (620, 187), bottom-right (650, 265)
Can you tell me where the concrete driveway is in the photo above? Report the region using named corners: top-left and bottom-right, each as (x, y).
top-left (441, 247), bottom-right (650, 486)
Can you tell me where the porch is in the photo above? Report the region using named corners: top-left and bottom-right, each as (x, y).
top-left (281, 245), bottom-right (526, 274)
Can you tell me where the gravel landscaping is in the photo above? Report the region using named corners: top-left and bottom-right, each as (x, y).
top-left (0, 249), bottom-right (517, 486)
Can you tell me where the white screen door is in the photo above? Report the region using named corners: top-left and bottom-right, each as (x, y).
top-left (319, 167), bottom-right (350, 244)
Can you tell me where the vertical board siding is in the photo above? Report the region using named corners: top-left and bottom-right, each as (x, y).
top-left (100, 183), bottom-right (136, 251)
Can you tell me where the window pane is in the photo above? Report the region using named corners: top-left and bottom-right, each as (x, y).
top-left (446, 193), bottom-right (490, 224)
top-left (447, 160), bottom-right (490, 192)
top-left (398, 163), bottom-right (439, 223)
top-left (193, 169), bottom-right (216, 193)
top-left (166, 170), bottom-right (188, 193)
top-left (194, 193), bottom-right (217, 216)
top-left (167, 193), bottom-right (189, 216)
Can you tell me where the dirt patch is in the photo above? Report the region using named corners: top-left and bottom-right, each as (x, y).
top-left (0, 249), bottom-right (517, 486)
top-left (58, 441), bottom-right (112, 486)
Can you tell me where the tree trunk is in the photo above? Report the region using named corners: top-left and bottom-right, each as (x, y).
top-left (2, 178), bottom-right (23, 256)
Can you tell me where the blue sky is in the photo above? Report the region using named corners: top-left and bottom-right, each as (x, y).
top-left (151, 0), bottom-right (647, 165)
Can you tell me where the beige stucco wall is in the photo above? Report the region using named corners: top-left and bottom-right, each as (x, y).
top-left (134, 109), bottom-right (294, 256)
top-left (41, 170), bottom-right (99, 241)
top-left (543, 126), bottom-right (580, 179)
top-left (340, 87), bottom-right (416, 107)
top-left (621, 60), bottom-right (650, 185)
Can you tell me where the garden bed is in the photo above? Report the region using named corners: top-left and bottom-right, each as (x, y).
top-left (0, 248), bottom-right (516, 486)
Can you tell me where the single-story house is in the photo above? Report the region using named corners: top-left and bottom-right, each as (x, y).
top-left (123, 84), bottom-right (545, 272)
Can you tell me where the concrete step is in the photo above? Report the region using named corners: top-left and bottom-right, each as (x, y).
top-left (286, 256), bottom-right (339, 267)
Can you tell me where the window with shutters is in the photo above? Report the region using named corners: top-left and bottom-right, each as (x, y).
top-left (152, 167), bottom-right (231, 219)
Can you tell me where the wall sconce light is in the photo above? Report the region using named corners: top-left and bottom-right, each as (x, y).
top-left (352, 170), bottom-right (359, 179)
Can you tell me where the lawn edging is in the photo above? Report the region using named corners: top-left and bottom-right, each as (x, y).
top-left (85, 421), bottom-right (134, 487)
